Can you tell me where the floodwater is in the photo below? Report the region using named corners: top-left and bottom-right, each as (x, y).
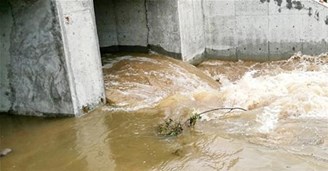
top-left (1, 53), bottom-right (328, 170)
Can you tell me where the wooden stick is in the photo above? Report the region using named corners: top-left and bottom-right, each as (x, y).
top-left (197, 107), bottom-right (247, 116)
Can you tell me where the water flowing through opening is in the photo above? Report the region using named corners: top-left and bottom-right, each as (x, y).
top-left (1, 52), bottom-right (328, 170)
top-left (101, 52), bottom-right (328, 169)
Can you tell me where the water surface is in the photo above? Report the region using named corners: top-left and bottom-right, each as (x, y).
top-left (1, 53), bottom-right (328, 170)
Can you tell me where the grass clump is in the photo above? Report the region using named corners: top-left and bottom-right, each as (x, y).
top-left (156, 113), bottom-right (202, 137)
top-left (157, 118), bottom-right (183, 136)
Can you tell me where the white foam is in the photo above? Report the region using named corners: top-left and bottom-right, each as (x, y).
top-left (256, 106), bottom-right (280, 133)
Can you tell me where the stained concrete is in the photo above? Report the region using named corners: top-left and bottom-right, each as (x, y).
top-left (0, 1), bottom-right (12, 112)
top-left (0, 0), bottom-right (105, 116)
top-left (8, 0), bottom-right (74, 115)
top-left (94, 0), bottom-right (328, 62)
top-left (204, 0), bottom-right (328, 61)
top-left (94, 0), bottom-right (118, 47)
top-left (147, 0), bottom-right (182, 55)
top-left (94, 0), bottom-right (183, 57)
top-left (94, 0), bottom-right (148, 47)
top-left (115, 0), bottom-right (148, 46)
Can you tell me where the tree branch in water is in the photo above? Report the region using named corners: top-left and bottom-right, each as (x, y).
top-left (157, 107), bottom-right (247, 137)
top-left (197, 107), bottom-right (247, 115)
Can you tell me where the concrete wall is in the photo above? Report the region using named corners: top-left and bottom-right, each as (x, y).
top-left (94, 0), bottom-right (148, 48)
top-left (56, 0), bottom-right (106, 115)
top-left (94, 0), bottom-right (183, 57)
top-left (8, 0), bottom-right (74, 115)
top-left (203, 0), bottom-right (328, 61)
top-left (115, 0), bottom-right (148, 46)
top-left (93, 0), bottom-right (328, 62)
top-left (0, 0), bottom-right (105, 116)
top-left (147, 0), bottom-right (182, 56)
top-left (0, 1), bottom-right (12, 112)
top-left (94, 0), bottom-right (118, 47)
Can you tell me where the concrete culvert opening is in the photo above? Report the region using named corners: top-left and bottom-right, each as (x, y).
top-left (94, 0), bottom-right (149, 54)
top-left (93, 0), bottom-right (184, 59)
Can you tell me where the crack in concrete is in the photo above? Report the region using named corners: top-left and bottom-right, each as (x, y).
top-left (144, 0), bottom-right (150, 46)
top-left (7, 1), bottom-right (15, 113)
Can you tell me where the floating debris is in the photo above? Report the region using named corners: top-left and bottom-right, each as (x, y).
top-left (157, 107), bottom-right (247, 137)
top-left (157, 118), bottom-right (183, 136)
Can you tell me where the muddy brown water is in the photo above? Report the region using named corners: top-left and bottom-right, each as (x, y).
top-left (1, 53), bottom-right (328, 170)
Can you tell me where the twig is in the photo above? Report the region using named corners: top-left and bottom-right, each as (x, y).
top-left (197, 107), bottom-right (247, 116)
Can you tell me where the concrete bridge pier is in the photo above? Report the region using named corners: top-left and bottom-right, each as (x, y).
top-left (0, 0), bottom-right (105, 116)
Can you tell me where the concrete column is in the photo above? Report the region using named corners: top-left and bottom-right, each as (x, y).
top-left (7, 0), bottom-right (73, 116)
top-left (2, 0), bottom-right (105, 116)
top-left (54, 0), bottom-right (106, 115)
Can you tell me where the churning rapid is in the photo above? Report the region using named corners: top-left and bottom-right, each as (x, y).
top-left (102, 52), bottom-right (328, 169)
top-left (1, 53), bottom-right (328, 170)
top-left (103, 53), bottom-right (328, 122)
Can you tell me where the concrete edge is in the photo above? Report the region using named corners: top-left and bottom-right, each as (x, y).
top-left (100, 44), bottom-right (182, 60)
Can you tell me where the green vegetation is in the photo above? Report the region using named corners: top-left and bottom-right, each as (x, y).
top-left (157, 118), bottom-right (184, 136)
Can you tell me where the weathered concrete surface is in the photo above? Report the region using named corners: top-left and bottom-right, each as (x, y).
top-left (93, 0), bottom-right (326, 62)
top-left (1, 0), bottom-right (105, 116)
top-left (94, 0), bottom-right (183, 57)
top-left (56, 0), bottom-right (106, 114)
top-left (9, 0), bottom-right (74, 115)
top-left (204, 0), bottom-right (328, 61)
top-left (178, 0), bottom-right (206, 63)
top-left (115, 0), bottom-right (148, 46)
top-left (94, 0), bottom-right (118, 47)
top-left (94, 0), bottom-right (147, 48)
top-left (0, 1), bottom-right (12, 112)
top-left (147, 0), bottom-right (182, 55)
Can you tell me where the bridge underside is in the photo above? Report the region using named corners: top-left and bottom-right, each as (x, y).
top-left (0, 0), bottom-right (328, 116)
